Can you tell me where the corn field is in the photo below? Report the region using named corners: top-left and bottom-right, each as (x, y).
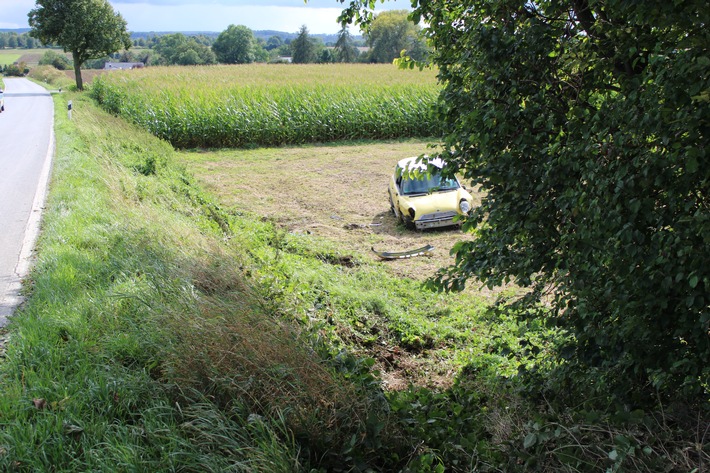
top-left (90, 64), bottom-right (442, 149)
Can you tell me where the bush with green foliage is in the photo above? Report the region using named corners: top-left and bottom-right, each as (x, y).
top-left (38, 50), bottom-right (71, 70)
top-left (153, 33), bottom-right (216, 66)
top-left (3, 61), bottom-right (29, 76)
top-left (340, 0), bottom-right (710, 405)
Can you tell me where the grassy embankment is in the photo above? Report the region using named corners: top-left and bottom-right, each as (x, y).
top-left (0, 82), bottom-right (544, 471)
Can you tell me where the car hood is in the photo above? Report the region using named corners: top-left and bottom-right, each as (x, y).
top-left (399, 188), bottom-right (471, 219)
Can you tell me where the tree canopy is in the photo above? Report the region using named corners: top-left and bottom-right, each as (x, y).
top-left (154, 33), bottom-right (216, 66)
top-left (28, 0), bottom-right (131, 90)
top-left (0, 32), bottom-right (40, 49)
top-left (212, 24), bottom-right (257, 64)
top-left (365, 9), bottom-right (427, 63)
top-left (334, 26), bottom-right (360, 63)
top-left (291, 25), bottom-right (319, 64)
top-left (338, 0), bottom-right (710, 404)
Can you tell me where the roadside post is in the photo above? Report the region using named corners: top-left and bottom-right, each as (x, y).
top-left (68, 100), bottom-right (72, 120)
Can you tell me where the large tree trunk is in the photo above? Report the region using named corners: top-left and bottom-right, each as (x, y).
top-left (71, 51), bottom-right (83, 91)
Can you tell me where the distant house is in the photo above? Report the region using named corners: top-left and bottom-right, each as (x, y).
top-left (104, 62), bottom-right (144, 70)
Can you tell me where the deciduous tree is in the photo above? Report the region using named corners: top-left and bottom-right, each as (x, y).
top-left (154, 33), bottom-right (216, 66)
top-left (265, 35), bottom-right (283, 51)
top-left (212, 25), bottom-right (256, 64)
top-left (365, 9), bottom-right (426, 63)
top-left (28, 0), bottom-right (131, 90)
top-left (337, 0), bottom-right (710, 403)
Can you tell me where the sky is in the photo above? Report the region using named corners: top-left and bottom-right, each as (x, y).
top-left (1, 0), bottom-right (410, 34)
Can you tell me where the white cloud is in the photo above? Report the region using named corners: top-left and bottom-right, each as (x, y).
top-left (1, 0), bottom-right (37, 29)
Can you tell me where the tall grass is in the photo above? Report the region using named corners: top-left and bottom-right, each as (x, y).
top-left (90, 64), bottom-right (442, 148)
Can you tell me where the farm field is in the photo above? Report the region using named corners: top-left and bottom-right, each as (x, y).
top-left (179, 139), bottom-right (482, 283)
top-left (90, 64), bottom-right (442, 148)
top-left (0, 50), bottom-right (22, 66)
top-left (0, 89), bottom-right (563, 472)
top-left (0, 48), bottom-right (58, 66)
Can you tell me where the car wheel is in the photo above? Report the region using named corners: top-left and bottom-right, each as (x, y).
top-left (403, 216), bottom-right (416, 230)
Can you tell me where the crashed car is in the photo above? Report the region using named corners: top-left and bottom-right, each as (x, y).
top-left (388, 156), bottom-right (473, 230)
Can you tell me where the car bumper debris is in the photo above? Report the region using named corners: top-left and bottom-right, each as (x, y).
top-left (371, 244), bottom-right (434, 259)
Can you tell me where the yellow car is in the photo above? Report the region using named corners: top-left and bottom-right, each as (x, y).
top-left (388, 156), bottom-right (473, 230)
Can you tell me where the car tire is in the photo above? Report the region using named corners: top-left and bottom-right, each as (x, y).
top-left (389, 189), bottom-right (416, 229)
top-left (403, 216), bottom-right (416, 230)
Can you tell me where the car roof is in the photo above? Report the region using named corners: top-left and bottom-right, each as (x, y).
top-left (397, 155), bottom-right (446, 172)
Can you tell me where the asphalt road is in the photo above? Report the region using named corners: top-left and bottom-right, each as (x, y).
top-left (0, 78), bottom-right (54, 326)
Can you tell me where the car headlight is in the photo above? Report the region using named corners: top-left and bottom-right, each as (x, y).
top-left (459, 200), bottom-right (471, 214)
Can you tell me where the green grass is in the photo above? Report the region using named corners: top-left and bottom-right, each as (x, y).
top-left (0, 91), bottom-right (307, 471)
top-left (27, 65), bottom-right (75, 90)
top-left (0, 52), bottom-right (21, 66)
top-left (0, 85), bottom-right (703, 472)
top-left (0, 48), bottom-right (51, 67)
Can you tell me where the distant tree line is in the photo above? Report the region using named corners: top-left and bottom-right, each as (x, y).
top-left (118, 9), bottom-right (426, 67)
top-left (5, 8), bottom-right (428, 73)
top-left (0, 31), bottom-right (44, 49)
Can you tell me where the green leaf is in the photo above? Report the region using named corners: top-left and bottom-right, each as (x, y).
top-left (687, 155), bottom-right (699, 173)
top-left (689, 275), bottom-right (699, 288)
top-left (523, 432), bottom-right (538, 449)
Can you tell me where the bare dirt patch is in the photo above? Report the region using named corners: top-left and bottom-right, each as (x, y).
top-left (179, 140), bottom-right (482, 282)
top-left (17, 52), bottom-right (43, 66)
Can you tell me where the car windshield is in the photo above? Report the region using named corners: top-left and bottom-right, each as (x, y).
top-left (401, 172), bottom-right (459, 195)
